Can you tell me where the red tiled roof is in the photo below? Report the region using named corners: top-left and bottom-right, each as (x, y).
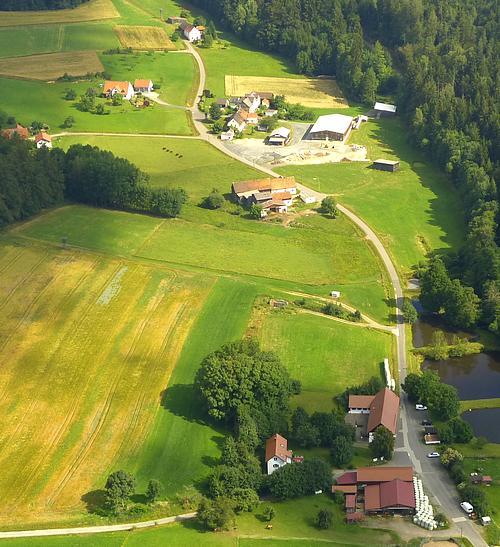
top-left (348, 394), bottom-right (375, 408)
top-left (232, 177), bottom-right (296, 195)
top-left (265, 433), bottom-right (292, 463)
top-left (335, 471), bottom-right (358, 485)
top-left (482, 475), bottom-right (492, 483)
top-left (272, 191), bottom-right (292, 201)
top-left (35, 131), bottom-right (51, 143)
top-left (364, 479), bottom-right (415, 511)
top-left (1, 124), bottom-right (29, 140)
top-left (367, 388), bottom-right (400, 435)
top-left (103, 81), bottom-right (131, 95)
top-left (134, 79), bottom-right (152, 88)
top-left (357, 466), bottom-right (413, 484)
top-left (332, 484), bottom-right (357, 494)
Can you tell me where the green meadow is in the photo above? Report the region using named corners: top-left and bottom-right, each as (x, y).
top-left (258, 311), bottom-right (392, 412)
top-left (278, 117), bottom-right (465, 275)
top-left (58, 135), bottom-right (262, 199)
top-left (0, 77), bottom-right (193, 135)
top-left (100, 51), bottom-right (197, 106)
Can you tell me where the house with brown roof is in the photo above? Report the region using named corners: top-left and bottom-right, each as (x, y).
top-left (333, 466), bottom-right (415, 516)
top-left (134, 79), bottom-right (153, 93)
top-left (232, 176), bottom-right (297, 202)
top-left (179, 21), bottom-right (202, 42)
top-left (346, 388), bottom-right (399, 440)
top-left (1, 123), bottom-right (29, 140)
top-left (265, 433), bottom-right (292, 475)
top-left (103, 81), bottom-right (134, 100)
top-left (35, 132), bottom-right (52, 148)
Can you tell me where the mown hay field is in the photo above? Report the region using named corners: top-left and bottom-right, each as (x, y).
top-left (0, 0), bottom-right (119, 27)
top-left (114, 25), bottom-right (175, 50)
top-left (225, 75), bottom-right (348, 108)
top-left (0, 238), bottom-right (214, 525)
top-left (0, 51), bottom-right (103, 80)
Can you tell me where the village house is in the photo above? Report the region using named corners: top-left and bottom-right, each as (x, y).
top-left (345, 387), bottom-right (399, 441)
top-left (227, 110), bottom-right (247, 133)
top-left (35, 132), bottom-right (52, 148)
top-left (265, 433), bottom-right (292, 475)
top-left (333, 466), bottom-right (415, 518)
top-left (180, 21), bottom-right (202, 42)
top-left (216, 98), bottom-right (229, 108)
top-left (242, 92), bottom-right (261, 113)
top-left (134, 79), bottom-right (154, 93)
top-left (103, 81), bottom-right (134, 100)
top-left (309, 113), bottom-right (354, 141)
top-left (1, 123), bottom-right (29, 140)
top-left (232, 176), bottom-right (297, 202)
top-left (264, 108), bottom-right (278, 117)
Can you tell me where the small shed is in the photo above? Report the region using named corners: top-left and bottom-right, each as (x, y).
top-left (373, 159), bottom-right (400, 172)
top-left (220, 129), bottom-right (234, 141)
top-left (330, 290), bottom-right (341, 298)
top-left (374, 102), bottom-right (397, 115)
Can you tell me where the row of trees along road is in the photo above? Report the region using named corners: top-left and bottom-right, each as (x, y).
top-left (190, 0), bottom-right (499, 334)
top-left (0, 136), bottom-right (187, 227)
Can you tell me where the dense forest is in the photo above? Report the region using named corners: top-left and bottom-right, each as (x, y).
top-left (0, 137), bottom-right (187, 225)
top-left (193, 0), bottom-right (499, 333)
top-left (0, 0), bottom-right (89, 10)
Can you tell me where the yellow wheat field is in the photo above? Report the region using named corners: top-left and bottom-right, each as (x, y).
top-left (114, 25), bottom-right (175, 50)
top-left (225, 75), bottom-right (348, 108)
top-left (0, 240), bottom-right (212, 525)
top-left (0, 0), bottom-right (119, 27)
top-left (0, 50), bottom-right (104, 80)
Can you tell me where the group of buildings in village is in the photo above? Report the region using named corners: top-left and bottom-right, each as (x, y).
top-left (1, 124), bottom-right (52, 148)
top-left (263, 386), bottom-right (411, 522)
top-left (102, 79), bottom-right (154, 101)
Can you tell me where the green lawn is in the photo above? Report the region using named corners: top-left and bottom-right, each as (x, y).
top-left (0, 77), bottom-right (193, 135)
top-left (100, 51), bottom-right (197, 106)
top-left (258, 311), bottom-right (392, 411)
top-left (0, 23), bottom-right (119, 58)
top-left (14, 203), bottom-right (390, 321)
top-left (57, 135), bottom-right (262, 199)
top-left (0, 497), bottom-right (398, 546)
top-left (277, 117), bottom-right (466, 275)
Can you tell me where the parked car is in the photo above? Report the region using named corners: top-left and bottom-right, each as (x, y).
top-left (460, 501), bottom-right (474, 514)
top-left (416, 404), bottom-right (428, 410)
top-left (422, 419), bottom-right (432, 426)
top-left (427, 452), bottom-right (440, 458)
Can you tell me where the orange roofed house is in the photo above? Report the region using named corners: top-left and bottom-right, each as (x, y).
top-left (1, 124), bottom-right (29, 140)
top-left (134, 79), bottom-right (154, 93)
top-left (346, 387), bottom-right (400, 441)
top-left (35, 132), bottom-right (52, 148)
top-left (265, 434), bottom-right (292, 475)
top-left (103, 80), bottom-right (134, 100)
top-left (232, 176), bottom-right (297, 216)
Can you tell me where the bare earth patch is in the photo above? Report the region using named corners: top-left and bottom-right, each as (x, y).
top-left (0, 0), bottom-right (119, 27)
top-left (114, 25), bottom-right (176, 50)
top-left (225, 75), bottom-right (348, 108)
top-left (0, 51), bottom-right (104, 80)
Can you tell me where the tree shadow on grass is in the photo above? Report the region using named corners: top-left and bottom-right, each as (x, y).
top-left (81, 489), bottom-right (107, 515)
top-left (160, 383), bottom-right (210, 425)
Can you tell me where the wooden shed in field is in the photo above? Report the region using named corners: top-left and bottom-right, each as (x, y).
top-left (373, 159), bottom-right (400, 172)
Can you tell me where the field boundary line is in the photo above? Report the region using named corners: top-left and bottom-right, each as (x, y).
top-left (0, 512), bottom-right (197, 539)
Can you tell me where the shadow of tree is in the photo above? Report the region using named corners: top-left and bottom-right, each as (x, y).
top-left (160, 383), bottom-right (210, 425)
top-left (81, 489), bottom-right (107, 515)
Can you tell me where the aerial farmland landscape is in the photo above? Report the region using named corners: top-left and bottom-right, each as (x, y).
top-left (0, 0), bottom-right (498, 546)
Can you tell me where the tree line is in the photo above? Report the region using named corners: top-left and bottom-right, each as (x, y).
top-left (0, 137), bottom-right (187, 227)
top-left (189, 0), bottom-right (499, 333)
top-left (1, 0), bottom-right (89, 10)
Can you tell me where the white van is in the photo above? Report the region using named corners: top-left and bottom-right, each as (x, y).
top-left (460, 501), bottom-right (474, 514)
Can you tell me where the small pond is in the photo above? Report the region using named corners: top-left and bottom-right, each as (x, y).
top-left (461, 408), bottom-right (500, 443)
top-left (413, 317), bottom-right (500, 400)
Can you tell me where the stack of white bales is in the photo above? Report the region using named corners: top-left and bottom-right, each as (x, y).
top-left (412, 477), bottom-right (438, 530)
